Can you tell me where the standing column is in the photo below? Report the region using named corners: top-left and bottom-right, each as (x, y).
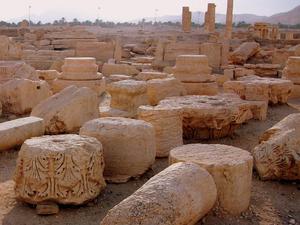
top-left (204, 4), bottom-right (216, 33)
top-left (182, 7), bottom-right (192, 33)
top-left (222, 0), bottom-right (234, 66)
top-left (204, 12), bottom-right (209, 32)
top-left (225, 0), bottom-right (233, 39)
top-left (208, 3), bottom-right (216, 33)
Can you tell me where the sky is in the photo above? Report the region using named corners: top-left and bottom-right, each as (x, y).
top-left (1, 0), bottom-right (300, 23)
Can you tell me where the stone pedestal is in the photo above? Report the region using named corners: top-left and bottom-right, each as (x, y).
top-left (52, 57), bottom-right (105, 95)
top-left (105, 80), bottom-right (149, 118)
top-left (80, 117), bottom-right (156, 183)
top-left (100, 162), bottom-right (217, 225)
top-left (170, 144), bottom-right (253, 215)
top-left (138, 105), bottom-right (183, 157)
top-left (173, 55), bottom-right (218, 95)
top-left (14, 134), bottom-right (106, 205)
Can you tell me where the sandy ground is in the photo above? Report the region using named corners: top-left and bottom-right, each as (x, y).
top-left (0, 104), bottom-right (299, 225)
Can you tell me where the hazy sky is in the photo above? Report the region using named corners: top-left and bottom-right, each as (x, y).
top-left (1, 0), bottom-right (300, 22)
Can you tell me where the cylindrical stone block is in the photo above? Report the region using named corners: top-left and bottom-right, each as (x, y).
top-left (100, 162), bottom-right (217, 225)
top-left (138, 105), bottom-right (183, 157)
top-left (169, 144), bottom-right (253, 215)
top-left (80, 117), bottom-right (156, 183)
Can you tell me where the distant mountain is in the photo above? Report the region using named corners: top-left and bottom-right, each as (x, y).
top-left (264, 5), bottom-right (300, 25)
top-left (144, 5), bottom-right (300, 25)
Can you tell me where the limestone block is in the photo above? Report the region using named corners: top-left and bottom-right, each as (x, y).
top-left (14, 134), bottom-right (106, 205)
top-left (146, 78), bottom-right (186, 106)
top-left (37, 70), bottom-right (59, 81)
top-left (0, 36), bottom-right (9, 59)
top-left (102, 63), bottom-right (139, 76)
top-left (158, 94), bottom-right (254, 140)
top-left (244, 64), bottom-right (280, 77)
top-left (215, 74), bottom-right (230, 86)
top-left (80, 117), bottom-right (156, 183)
top-left (182, 82), bottom-right (218, 96)
top-left (13, 63), bottom-right (39, 80)
top-left (106, 74), bottom-right (132, 84)
top-left (283, 57), bottom-right (300, 85)
top-left (31, 86), bottom-right (99, 134)
top-left (76, 42), bottom-right (114, 62)
top-left (107, 80), bottom-right (149, 115)
top-left (61, 67), bottom-right (101, 80)
top-left (138, 105), bottom-right (183, 157)
top-left (0, 79), bottom-right (52, 115)
top-left (135, 71), bottom-right (168, 81)
top-left (60, 57), bottom-right (101, 80)
top-left (272, 49), bottom-right (291, 67)
top-left (173, 55), bottom-right (212, 75)
top-left (0, 117), bottom-right (45, 151)
top-left (100, 162), bottom-right (217, 225)
top-left (52, 77), bottom-right (106, 95)
top-left (248, 100), bottom-right (268, 121)
top-left (99, 106), bottom-right (136, 119)
top-left (234, 67), bottom-right (255, 78)
top-left (0, 61), bottom-right (39, 84)
top-left (224, 75), bottom-right (293, 104)
top-left (132, 56), bottom-right (154, 64)
top-left (200, 42), bottom-right (222, 68)
top-left (170, 144), bottom-right (253, 214)
top-left (163, 43), bottom-right (200, 62)
top-left (289, 84), bottom-right (300, 99)
top-left (230, 42), bottom-right (260, 65)
top-left (252, 113), bottom-right (300, 180)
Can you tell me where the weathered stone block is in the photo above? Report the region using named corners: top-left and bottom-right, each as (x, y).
top-left (138, 105), bottom-right (183, 157)
top-left (146, 78), bottom-right (186, 105)
top-left (230, 42), bottom-right (260, 65)
top-left (252, 113), bottom-right (300, 180)
top-left (80, 117), bottom-right (156, 183)
top-left (0, 79), bottom-right (52, 114)
top-left (170, 144), bottom-right (253, 214)
top-left (0, 117), bottom-right (45, 151)
top-left (102, 63), bottom-right (139, 76)
top-left (31, 86), bottom-right (99, 134)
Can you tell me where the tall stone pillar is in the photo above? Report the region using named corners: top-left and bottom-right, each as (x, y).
top-left (204, 3), bottom-right (216, 33)
top-left (225, 0), bottom-right (233, 39)
top-left (222, 0), bottom-right (234, 66)
top-left (182, 7), bottom-right (192, 33)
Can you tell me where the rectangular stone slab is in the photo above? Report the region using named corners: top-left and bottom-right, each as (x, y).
top-left (0, 116), bottom-right (45, 151)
